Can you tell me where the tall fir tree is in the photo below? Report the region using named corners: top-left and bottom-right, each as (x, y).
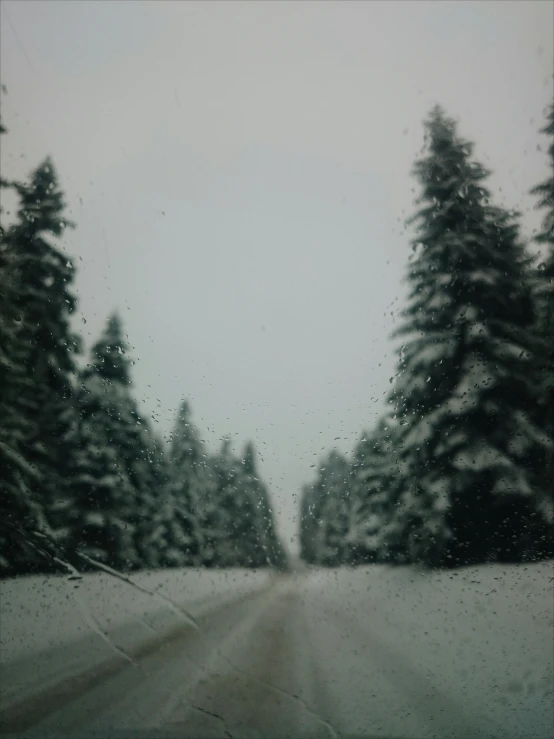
top-left (387, 106), bottom-right (549, 566)
top-left (1, 157), bottom-right (80, 574)
top-left (345, 416), bottom-right (405, 564)
top-left (237, 441), bottom-right (286, 568)
top-left (152, 400), bottom-right (204, 567)
top-left (299, 482), bottom-right (318, 564)
top-left (531, 102), bottom-right (554, 278)
top-left (71, 314), bottom-right (154, 570)
top-left (204, 437), bottom-right (246, 567)
top-left (530, 101), bottom-right (554, 520)
top-left (299, 450), bottom-right (350, 566)
top-left (0, 124), bottom-right (45, 573)
top-left (134, 434), bottom-right (171, 569)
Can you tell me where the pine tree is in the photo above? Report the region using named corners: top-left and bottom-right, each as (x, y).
top-left (153, 400), bottom-right (204, 567)
top-left (71, 314), bottom-right (150, 571)
top-left (1, 157), bottom-right (80, 574)
top-left (0, 119), bottom-right (20, 460)
top-left (0, 125), bottom-right (46, 574)
top-left (346, 416), bottom-right (405, 564)
top-left (196, 437), bottom-right (282, 568)
top-left (530, 101), bottom-right (554, 524)
top-left (203, 437), bottom-right (245, 566)
top-left (124, 409), bottom-right (168, 568)
top-left (300, 482), bottom-right (318, 564)
top-left (299, 450), bottom-right (350, 566)
top-left (532, 102), bottom-right (554, 254)
top-left (242, 441), bottom-right (256, 476)
top-left (134, 434), bottom-right (171, 569)
top-left (388, 106), bottom-right (549, 566)
top-left (237, 441), bottom-right (285, 568)
top-left (320, 450), bottom-right (351, 565)
top-left (300, 470), bottom-right (331, 566)
top-left (0, 118), bottom-right (9, 236)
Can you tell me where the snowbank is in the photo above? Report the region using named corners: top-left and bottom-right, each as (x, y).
top-left (0, 567), bottom-right (273, 667)
top-left (300, 560), bottom-right (554, 738)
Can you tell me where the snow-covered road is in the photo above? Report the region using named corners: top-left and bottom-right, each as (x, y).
top-left (1, 562), bottom-right (553, 738)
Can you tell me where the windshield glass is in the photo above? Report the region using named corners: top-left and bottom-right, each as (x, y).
top-left (1, 2), bottom-right (553, 738)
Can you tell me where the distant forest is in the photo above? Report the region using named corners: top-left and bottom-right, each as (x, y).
top-left (0, 115), bottom-right (287, 578)
top-left (300, 103), bottom-right (554, 569)
top-left (1, 101), bottom-right (552, 578)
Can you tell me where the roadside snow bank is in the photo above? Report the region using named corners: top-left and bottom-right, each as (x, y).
top-left (300, 560), bottom-right (554, 738)
top-left (0, 567), bottom-right (273, 667)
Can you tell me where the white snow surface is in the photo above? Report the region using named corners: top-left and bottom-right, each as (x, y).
top-left (1, 562), bottom-right (553, 738)
top-left (0, 567), bottom-right (272, 667)
top-left (300, 560), bottom-right (554, 738)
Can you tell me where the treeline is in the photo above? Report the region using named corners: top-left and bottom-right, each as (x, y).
top-left (301, 104), bottom-right (554, 568)
top-left (0, 120), bottom-right (287, 578)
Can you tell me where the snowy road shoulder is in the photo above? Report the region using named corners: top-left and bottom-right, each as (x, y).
top-left (300, 560), bottom-right (554, 738)
top-left (0, 568), bottom-right (275, 718)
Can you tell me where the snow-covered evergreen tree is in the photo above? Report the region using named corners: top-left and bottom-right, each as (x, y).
top-left (0, 125), bottom-right (46, 574)
top-left (150, 400), bottom-right (204, 567)
top-left (531, 102), bottom-right (554, 270)
top-left (0, 117), bottom-right (9, 233)
top-left (192, 436), bottom-right (285, 568)
top-left (529, 101), bottom-right (554, 524)
top-left (299, 450), bottom-right (350, 566)
top-left (345, 416), bottom-right (406, 564)
top-left (237, 441), bottom-right (286, 568)
top-left (130, 430), bottom-right (169, 568)
top-left (202, 437), bottom-right (246, 566)
top-left (71, 314), bottom-right (158, 570)
top-left (299, 482), bottom-right (318, 564)
top-left (320, 450), bottom-right (351, 565)
top-left (388, 106), bottom-right (549, 566)
top-left (0, 157), bottom-right (80, 574)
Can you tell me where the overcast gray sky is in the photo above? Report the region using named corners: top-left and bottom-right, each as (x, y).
top-left (1, 0), bottom-right (552, 551)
